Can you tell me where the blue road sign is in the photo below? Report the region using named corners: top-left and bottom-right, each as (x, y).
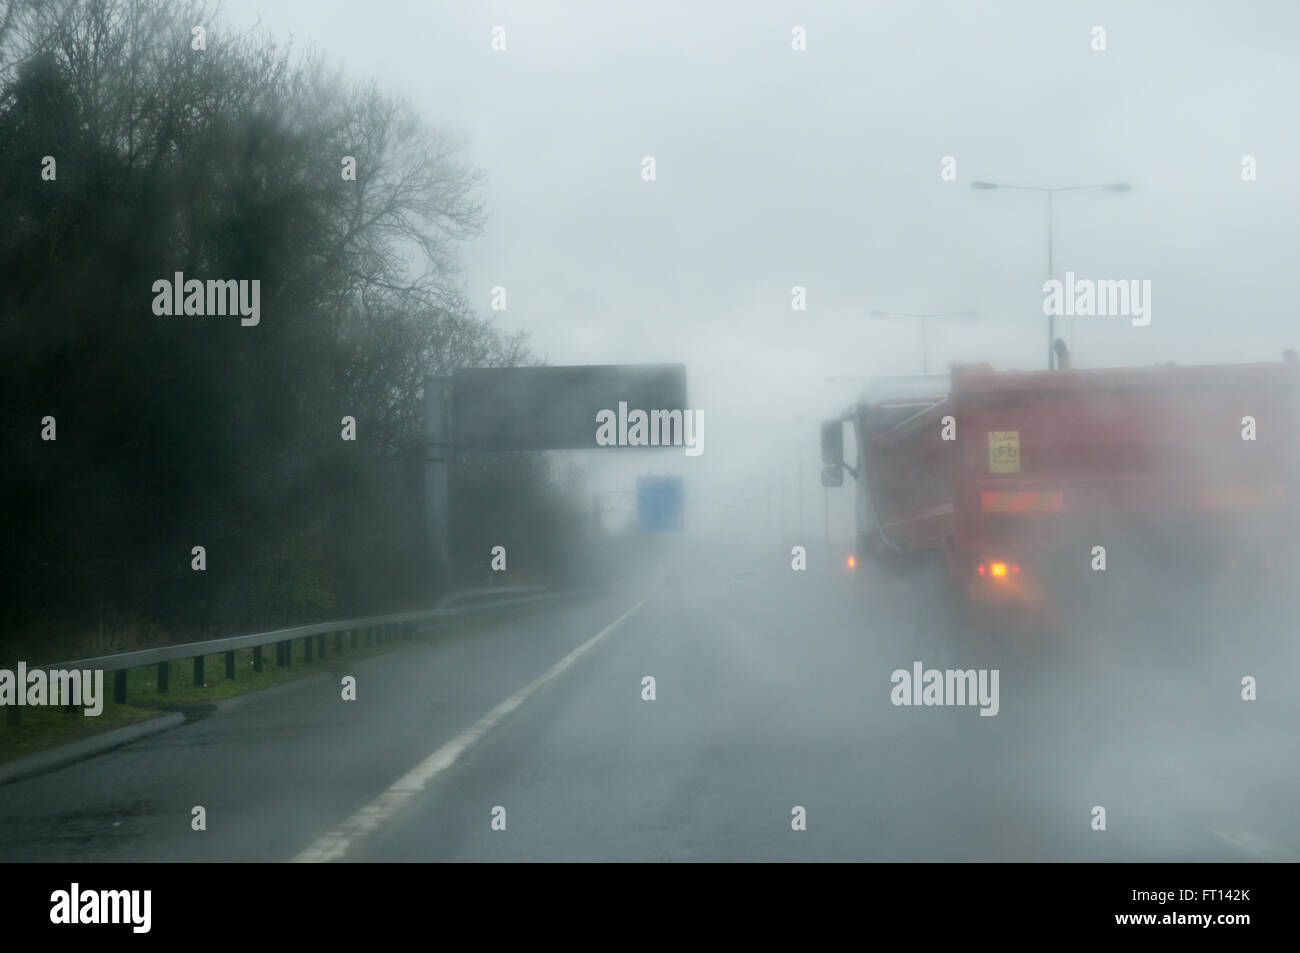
top-left (637, 476), bottom-right (683, 532)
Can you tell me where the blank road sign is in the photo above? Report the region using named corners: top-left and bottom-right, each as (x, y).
top-left (452, 364), bottom-right (688, 452)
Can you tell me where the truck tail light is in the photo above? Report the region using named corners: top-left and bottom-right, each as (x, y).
top-left (977, 561), bottom-right (1020, 578)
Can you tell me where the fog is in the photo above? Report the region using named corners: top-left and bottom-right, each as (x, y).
top-left (2, 0), bottom-right (1296, 875)
top-left (221, 0), bottom-right (1300, 545)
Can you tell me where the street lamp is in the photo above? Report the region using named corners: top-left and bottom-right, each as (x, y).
top-left (868, 310), bottom-right (980, 374)
top-left (970, 179), bottom-right (1131, 369)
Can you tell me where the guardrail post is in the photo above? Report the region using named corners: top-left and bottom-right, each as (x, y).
top-left (318, 633), bottom-right (326, 659)
top-left (225, 651), bottom-right (236, 680)
top-left (365, 627), bottom-right (372, 646)
top-left (114, 670), bottom-right (127, 704)
top-left (335, 631), bottom-right (343, 654)
top-left (193, 655), bottom-right (205, 687)
top-left (304, 636), bottom-right (313, 663)
top-left (253, 646), bottom-right (263, 672)
top-left (157, 661), bottom-right (170, 693)
top-left (350, 630), bottom-right (357, 649)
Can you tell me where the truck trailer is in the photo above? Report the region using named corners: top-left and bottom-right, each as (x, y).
top-left (821, 350), bottom-right (1300, 612)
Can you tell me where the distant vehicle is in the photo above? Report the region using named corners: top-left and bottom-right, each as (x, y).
top-left (822, 346), bottom-right (1300, 611)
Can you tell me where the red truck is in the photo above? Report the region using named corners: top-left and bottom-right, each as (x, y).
top-left (821, 350), bottom-right (1300, 611)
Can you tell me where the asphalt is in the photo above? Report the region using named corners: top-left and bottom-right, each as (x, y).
top-left (1, 562), bottom-right (1295, 862)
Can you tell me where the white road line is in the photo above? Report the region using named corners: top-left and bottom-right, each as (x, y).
top-left (292, 596), bottom-right (649, 862)
top-left (1208, 826), bottom-right (1294, 861)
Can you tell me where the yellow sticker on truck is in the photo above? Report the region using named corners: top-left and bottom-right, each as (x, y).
top-left (988, 430), bottom-right (1020, 474)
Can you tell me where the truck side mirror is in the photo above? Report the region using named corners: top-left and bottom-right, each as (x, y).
top-left (821, 419), bottom-right (844, 466)
top-left (821, 465), bottom-right (844, 488)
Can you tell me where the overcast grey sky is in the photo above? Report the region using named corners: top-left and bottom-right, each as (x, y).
top-left (221, 0), bottom-right (1300, 545)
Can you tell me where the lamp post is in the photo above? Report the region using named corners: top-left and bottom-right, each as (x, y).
top-left (970, 179), bottom-right (1131, 369)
